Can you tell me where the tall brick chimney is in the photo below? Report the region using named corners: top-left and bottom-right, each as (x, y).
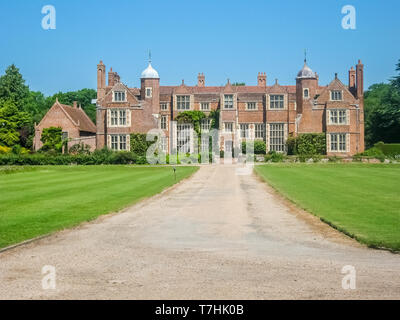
top-left (108, 68), bottom-right (116, 87)
top-left (73, 101), bottom-right (77, 108)
top-left (257, 72), bottom-right (267, 86)
top-left (356, 60), bottom-right (364, 99)
top-left (97, 60), bottom-right (106, 99)
top-left (349, 66), bottom-right (356, 96)
top-left (197, 73), bottom-right (205, 87)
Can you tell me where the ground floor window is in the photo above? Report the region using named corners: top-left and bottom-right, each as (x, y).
top-left (160, 136), bottom-right (168, 152)
top-left (177, 123), bottom-right (191, 153)
top-left (201, 119), bottom-right (211, 132)
top-left (240, 124), bottom-right (249, 138)
top-left (201, 136), bottom-right (209, 152)
top-left (224, 122), bottom-right (233, 132)
top-left (269, 123), bottom-right (285, 152)
top-left (255, 124), bottom-right (265, 139)
top-left (161, 115), bottom-right (167, 130)
top-left (330, 133), bottom-right (347, 152)
top-left (110, 134), bottom-right (129, 151)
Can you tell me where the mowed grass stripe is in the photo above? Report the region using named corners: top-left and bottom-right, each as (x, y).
top-left (0, 166), bottom-right (198, 248)
top-left (254, 164), bottom-right (400, 251)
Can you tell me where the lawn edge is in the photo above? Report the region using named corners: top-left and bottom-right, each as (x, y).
top-left (0, 166), bottom-right (200, 253)
top-left (253, 166), bottom-right (400, 254)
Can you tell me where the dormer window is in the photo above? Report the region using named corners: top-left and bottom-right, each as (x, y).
top-left (114, 91), bottom-right (126, 102)
top-left (303, 88), bottom-right (309, 98)
top-left (331, 90), bottom-right (342, 101)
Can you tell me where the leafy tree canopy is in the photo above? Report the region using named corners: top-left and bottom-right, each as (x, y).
top-left (40, 126), bottom-right (63, 153)
top-left (0, 100), bottom-right (30, 147)
top-left (0, 64), bottom-right (29, 110)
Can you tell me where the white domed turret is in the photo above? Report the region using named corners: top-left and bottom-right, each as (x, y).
top-left (141, 62), bottom-right (159, 79)
top-left (297, 60), bottom-right (316, 79)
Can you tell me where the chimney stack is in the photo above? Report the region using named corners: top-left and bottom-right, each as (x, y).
top-left (356, 59), bottom-right (364, 99)
top-left (73, 101), bottom-right (77, 108)
top-left (108, 68), bottom-right (120, 87)
top-left (257, 72), bottom-right (267, 87)
top-left (197, 73), bottom-right (205, 87)
top-left (349, 66), bottom-right (356, 96)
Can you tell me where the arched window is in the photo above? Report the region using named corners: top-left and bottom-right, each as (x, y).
top-left (303, 88), bottom-right (309, 98)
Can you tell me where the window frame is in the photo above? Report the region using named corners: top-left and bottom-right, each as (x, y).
top-left (255, 123), bottom-right (265, 139)
top-left (269, 95), bottom-right (285, 109)
top-left (161, 115), bottom-right (168, 130)
top-left (145, 87), bottom-right (152, 98)
top-left (113, 91), bottom-right (126, 102)
top-left (240, 123), bottom-right (249, 139)
top-left (329, 133), bottom-right (347, 152)
top-left (176, 95), bottom-right (191, 111)
top-left (110, 134), bottom-right (129, 151)
top-left (224, 122), bottom-right (233, 133)
top-left (269, 123), bottom-right (285, 152)
top-left (200, 102), bottom-right (210, 111)
top-left (108, 108), bottom-right (129, 127)
top-left (329, 109), bottom-right (348, 125)
top-left (330, 90), bottom-right (343, 101)
top-left (246, 102), bottom-right (257, 110)
top-left (160, 103), bottom-right (168, 111)
top-left (224, 94), bottom-right (234, 109)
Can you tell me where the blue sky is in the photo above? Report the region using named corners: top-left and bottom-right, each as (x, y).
top-left (0, 0), bottom-right (399, 95)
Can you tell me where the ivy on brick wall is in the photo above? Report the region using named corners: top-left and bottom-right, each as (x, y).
top-left (130, 133), bottom-right (156, 156)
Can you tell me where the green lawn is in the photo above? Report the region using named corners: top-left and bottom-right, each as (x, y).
top-left (0, 165), bottom-right (198, 249)
top-left (254, 163), bottom-right (400, 251)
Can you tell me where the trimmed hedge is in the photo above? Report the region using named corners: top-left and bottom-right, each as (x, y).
top-left (286, 133), bottom-right (326, 156)
top-left (374, 142), bottom-right (400, 157)
top-left (0, 151), bottom-right (148, 165)
top-left (242, 140), bottom-right (266, 154)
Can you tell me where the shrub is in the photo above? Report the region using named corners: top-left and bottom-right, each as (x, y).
top-left (0, 145), bottom-right (12, 154)
top-left (285, 133), bottom-right (326, 156)
top-left (40, 127), bottom-right (63, 153)
top-left (374, 142), bottom-right (400, 158)
top-left (241, 141), bottom-right (266, 155)
top-left (296, 133), bottom-right (326, 155)
top-left (358, 147), bottom-right (385, 162)
top-left (264, 151), bottom-right (284, 162)
top-left (286, 136), bottom-right (297, 155)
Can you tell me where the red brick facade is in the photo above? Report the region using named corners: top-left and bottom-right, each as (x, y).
top-left (34, 99), bottom-right (97, 151)
top-left (95, 59), bottom-right (364, 156)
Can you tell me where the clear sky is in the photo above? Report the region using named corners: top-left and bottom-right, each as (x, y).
top-left (0, 0), bottom-right (399, 95)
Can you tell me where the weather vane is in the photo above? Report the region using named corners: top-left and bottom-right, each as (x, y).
top-left (149, 50), bottom-right (152, 64)
top-left (304, 49), bottom-right (307, 63)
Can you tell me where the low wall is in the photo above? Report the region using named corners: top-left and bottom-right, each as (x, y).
top-left (68, 136), bottom-right (96, 152)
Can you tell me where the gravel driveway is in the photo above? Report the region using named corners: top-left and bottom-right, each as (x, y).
top-left (0, 165), bottom-right (399, 299)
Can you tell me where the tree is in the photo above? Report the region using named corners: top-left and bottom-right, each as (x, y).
top-left (391, 59), bottom-right (400, 91)
top-left (364, 83), bottom-right (400, 147)
top-left (0, 100), bottom-right (30, 147)
top-left (40, 127), bottom-right (63, 153)
top-left (0, 64), bottom-right (29, 110)
top-left (49, 89), bottom-right (97, 122)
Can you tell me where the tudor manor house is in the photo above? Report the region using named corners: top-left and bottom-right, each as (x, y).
top-left (34, 58), bottom-right (365, 156)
